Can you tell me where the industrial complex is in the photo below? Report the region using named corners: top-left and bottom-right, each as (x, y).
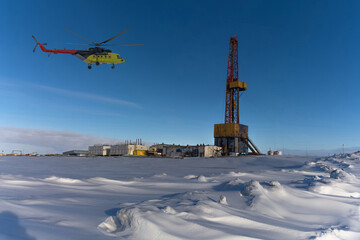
top-left (83, 143), bottom-right (222, 158)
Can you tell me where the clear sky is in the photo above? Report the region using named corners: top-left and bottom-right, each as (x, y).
top-left (0, 0), bottom-right (360, 154)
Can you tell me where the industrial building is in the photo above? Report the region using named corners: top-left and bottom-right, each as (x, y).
top-left (110, 144), bottom-right (149, 156)
top-left (214, 37), bottom-right (261, 156)
top-left (88, 140), bottom-right (149, 156)
top-left (87, 143), bottom-right (221, 158)
top-left (63, 150), bottom-right (88, 157)
top-left (267, 150), bottom-right (282, 156)
top-left (148, 143), bottom-right (171, 156)
top-left (88, 145), bottom-right (111, 156)
top-left (150, 144), bottom-right (222, 158)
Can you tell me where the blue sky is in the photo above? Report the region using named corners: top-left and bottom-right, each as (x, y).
top-left (0, 0), bottom-right (360, 154)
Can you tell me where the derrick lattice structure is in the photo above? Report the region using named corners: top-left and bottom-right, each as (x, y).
top-left (225, 37), bottom-right (240, 123)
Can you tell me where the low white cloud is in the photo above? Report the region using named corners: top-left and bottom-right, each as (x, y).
top-left (35, 85), bottom-right (142, 109)
top-left (0, 80), bottom-right (142, 109)
top-left (0, 126), bottom-right (124, 153)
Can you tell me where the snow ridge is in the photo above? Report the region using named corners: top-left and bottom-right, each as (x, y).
top-left (98, 153), bottom-right (360, 239)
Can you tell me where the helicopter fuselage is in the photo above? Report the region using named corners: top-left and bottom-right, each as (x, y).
top-left (75, 50), bottom-right (125, 66)
top-left (36, 43), bottom-right (125, 68)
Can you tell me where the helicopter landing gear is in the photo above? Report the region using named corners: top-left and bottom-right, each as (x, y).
top-left (96, 61), bottom-right (100, 66)
top-left (88, 65), bottom-right (92, 70)
top-left (111, 64), bottom-right (115, 69)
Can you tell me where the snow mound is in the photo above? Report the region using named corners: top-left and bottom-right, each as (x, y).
top-left (310, 168), bottom-right (360, 198)
top-left (89, 177), bottom-right (136, 185)
top-left (227, 177), bottom-right (245, 186)
top-left (43, 176), bottom-right (84, 184)
top-left (152, 173), bottom-right (167, 178)
top-left (330, 169), bottom-right (358, 182)
top-left (184, 174), bottom-right (197, 179)
top-left (98, 191), bottom-right (236, 239)
top-left (162, 206), bottom-right (176, 214)
top-left (197, 175), bottom-right (207, 182)
top-left (98, 207), bottom-right (143, 238)
top-left (223, 171), bottom-right (247, 177)
top-left (98, 216), bottom-right (120, 233)
top-left (217, 195), bottom-right (227, 205)
top-left (183, 174), bottom-right (208, 182)
top-left (312, 226), bottom-right (360, 240)
top-left (303, 154), bottom-right (360, 198)
top-left (216, 178), bottom-right (282, 198)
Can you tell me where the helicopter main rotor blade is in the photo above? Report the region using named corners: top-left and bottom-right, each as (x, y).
top-left (33, 44), bottom-right (38, 53)
top-left (103, 44), bottom-right (144, 46)
top-left (64, 28), bottom-right (95, 45)
top-left (32, 35), bottom-right (38, 43)
top-left (62, 43), bottom-right (91, 46)
top-left (99, 29), bottom-right (129, 45)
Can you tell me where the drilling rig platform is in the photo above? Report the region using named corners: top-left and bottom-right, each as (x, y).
top-left (214, 37), bottom-right (261, 155)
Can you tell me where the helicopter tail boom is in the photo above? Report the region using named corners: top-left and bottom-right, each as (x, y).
top-left (32, 35), bottom-right (77, 55)
top-left (38, 43), bottom-right (77, 55)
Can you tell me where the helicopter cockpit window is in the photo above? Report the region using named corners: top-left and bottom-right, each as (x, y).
top-left (117, 55), bottom-right (120, 59)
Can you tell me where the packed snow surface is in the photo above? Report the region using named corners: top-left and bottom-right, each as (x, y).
top-left (0, 153), bottom-right (360, 239)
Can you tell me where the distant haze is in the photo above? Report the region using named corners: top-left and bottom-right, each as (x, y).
top-left (283, 147), bottom-right (360, 156)
top-left (0, 126), bottom-right (123, 154)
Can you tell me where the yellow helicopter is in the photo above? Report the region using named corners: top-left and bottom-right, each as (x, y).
top-left (32, 28), bottom-right (143, 69)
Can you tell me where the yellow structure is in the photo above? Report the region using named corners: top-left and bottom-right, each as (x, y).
top-left (84, 53), bottom-right (125, 65)
top-left (214, 123), bottom-right (248, 138)
top-left (110, 144), bottom-right (149, 156)
top-left (134, 150), bottom-right (147, 156)
top-left (229, 81), bottom-right (247, 91)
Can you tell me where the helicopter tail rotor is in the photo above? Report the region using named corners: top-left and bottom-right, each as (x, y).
top-left (32, 35), bottom-right (47, 53)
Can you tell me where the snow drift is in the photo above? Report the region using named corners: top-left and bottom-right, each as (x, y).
top-left (0, 153), bottom-right (359, 239)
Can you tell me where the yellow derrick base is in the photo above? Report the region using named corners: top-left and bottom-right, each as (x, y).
top-left (214, 123), bottom-right (248, 138)
top-left (229, 81), bottom-right (247, 91)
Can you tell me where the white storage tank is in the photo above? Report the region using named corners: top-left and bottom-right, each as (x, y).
top-left (274, 151), bottom-right (282, 155)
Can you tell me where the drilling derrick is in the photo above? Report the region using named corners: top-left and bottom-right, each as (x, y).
top-left (225, 37), bottom-right (244, 124)
top-left (214, 37), bottom-right (260, 155)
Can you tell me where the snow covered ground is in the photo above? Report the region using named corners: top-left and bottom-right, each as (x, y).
top-left (0, 153), bottom-right (359, 240)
